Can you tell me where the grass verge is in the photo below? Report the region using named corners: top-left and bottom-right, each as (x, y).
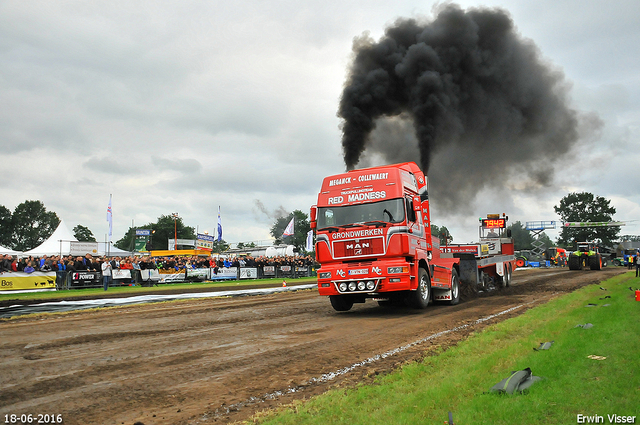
top-left (0, 277), bottom-right (317, 303)
top-left (250, 272), bottom-right (640, 425)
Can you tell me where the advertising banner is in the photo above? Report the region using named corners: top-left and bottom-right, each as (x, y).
top-left (196, 234), bottom-right (215, 251)
top-left (139, 269), bottom-right (161, 282)
top-left (134, 237), bottom-right (148, 251)
top-left (441, 244), bottom-right (480, 256)
top-left (240, 268), bottom-right (258, 279)
top-left (279, 265), bottom-right (293, 277)
top-left (263, 266), bottom-right (275, 276)
top-left (112, 269), bottom-right (132, 280)
top-left (70, 242), bottom-right (100, 256)
top-left (486, 241), bottom-right (501, 255)
top-left (168, 239), bottom-right (196, 250)
top-left (0, 271), bottom-right (57, 292)
top-left (158, 270), bottom-right (187, 283)
top-left (69, 271), bottom-right (101, 287)
top-left (212, 267), bottom-right (237, 280)
top-left (186, 268), bottom-right (210, 280)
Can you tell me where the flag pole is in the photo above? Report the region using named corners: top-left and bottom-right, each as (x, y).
top-left (107, 194), bottom-right (113, 257)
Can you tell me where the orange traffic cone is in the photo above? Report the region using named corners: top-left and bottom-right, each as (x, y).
top-left (282, 280), bottom-right (287, 287)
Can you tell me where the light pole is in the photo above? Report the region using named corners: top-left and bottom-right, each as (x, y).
top-left (171, 212), bottom-right (179, 250)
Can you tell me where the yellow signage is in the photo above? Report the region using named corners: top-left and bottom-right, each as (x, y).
top-left (0, 272), bottom-right (57, 291)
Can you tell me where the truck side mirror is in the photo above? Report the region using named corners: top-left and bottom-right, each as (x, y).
top-left (310, 206), bottom-right (317, 229)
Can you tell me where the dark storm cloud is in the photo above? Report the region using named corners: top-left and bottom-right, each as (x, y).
top-left (339, 4), bottom-right (595, 213)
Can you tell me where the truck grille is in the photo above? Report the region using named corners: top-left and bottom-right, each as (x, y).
top-left (332, 237), bottom-right (385, 258)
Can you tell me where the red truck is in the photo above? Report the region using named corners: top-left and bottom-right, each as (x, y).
top-left (310, 162), bottom-right (517, 311)
top-left (310, 162), bottom-right (460, 311)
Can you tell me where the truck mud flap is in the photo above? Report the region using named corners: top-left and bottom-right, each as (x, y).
top-left (454, 253), bottom-right (478, 297)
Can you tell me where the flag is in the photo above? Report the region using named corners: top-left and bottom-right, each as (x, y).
top-left (106, 194), bottom-right (113, 242)
top-left (306, 230), bottom-right (314, 251)
top-left (217, 206), bottom-right (223, 242)
top-left (283, 217), bottom-right (295, 236)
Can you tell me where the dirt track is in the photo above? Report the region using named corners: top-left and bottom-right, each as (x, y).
top-left (0, 267), bottom-right (627, 425)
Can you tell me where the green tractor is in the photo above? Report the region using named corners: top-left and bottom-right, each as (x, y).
top-left (568, 242), bottom-right (606, 270)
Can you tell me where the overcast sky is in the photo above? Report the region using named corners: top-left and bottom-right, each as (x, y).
top-left (2, 0), bottom-right (639, 247)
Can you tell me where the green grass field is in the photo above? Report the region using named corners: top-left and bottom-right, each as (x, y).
top-left (251, 272), bottom-right (640, 425)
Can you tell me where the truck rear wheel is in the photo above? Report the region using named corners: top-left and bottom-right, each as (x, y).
top-left (448, 269), bottom-right (460, 305)
top-left (407, 268), bottom-right (431, 309)
top-left (329, 295), bottom-right (354, 312)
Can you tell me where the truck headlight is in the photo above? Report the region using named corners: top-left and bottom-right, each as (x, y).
top-left (366, 280), bottom-right (376, 290)
top-left (339, 282), bottom-right (348, 292)
top-left (319, 272), bottom-right (331, 279)
top-left (387, 266), bottom-right (409, 274)
top-left (357, 281), bottom-right (366, 291)
top-left (348, 282), bottom-right (357, 291)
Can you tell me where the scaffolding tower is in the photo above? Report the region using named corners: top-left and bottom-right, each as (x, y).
top-left (525, 221), bottom-right (558, 257)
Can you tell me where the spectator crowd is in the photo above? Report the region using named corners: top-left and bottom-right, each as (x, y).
top-left (0, 253), bottom-right (315, 274)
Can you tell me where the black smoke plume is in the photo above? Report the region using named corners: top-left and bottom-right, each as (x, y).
top-left (339, 4), bottom-right (593, 213)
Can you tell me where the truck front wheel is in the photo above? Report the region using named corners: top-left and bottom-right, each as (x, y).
top-left (329, 295), bottom-right (354, 312)
top-left (407, 268), bottom-right (431, 309)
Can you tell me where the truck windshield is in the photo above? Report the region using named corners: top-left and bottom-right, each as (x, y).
top-left (317, 199), bottom-right (405, 230)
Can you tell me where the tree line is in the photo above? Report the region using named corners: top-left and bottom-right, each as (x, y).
top-left (0, 192), bottom-right (630, 253)
top-left (0, 200), bottom-right (102, 251)
top-left (1, 201), bottom-right (61, 251)
top-left (0, 200), bottom-right (312, 254)
top-left (429, 192), bottom-right (623, 250)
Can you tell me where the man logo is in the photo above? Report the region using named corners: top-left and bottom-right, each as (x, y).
top-left (347, 242), bottom-right (369, 250)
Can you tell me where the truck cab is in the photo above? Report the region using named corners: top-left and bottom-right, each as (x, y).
top-left (310, 162), bottom-right (459, 311)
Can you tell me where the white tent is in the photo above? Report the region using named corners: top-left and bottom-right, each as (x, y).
top-left (23, 220), bottom-right (78, 257)
top-left (0, 244), bottom-right (21, 256)
top-left (21, 220), bottom-right (135, 258)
